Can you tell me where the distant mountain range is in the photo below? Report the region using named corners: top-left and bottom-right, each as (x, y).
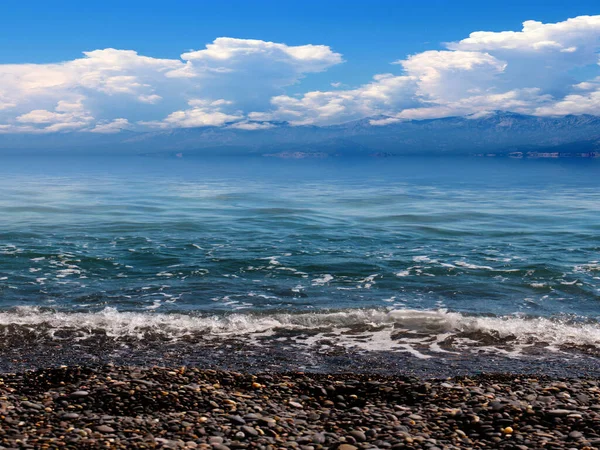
top-left (2, 111), bottom-right (600, 157)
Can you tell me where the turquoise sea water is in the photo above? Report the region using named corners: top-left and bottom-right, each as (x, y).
top-left (0, 155), bottom-right (599, 373)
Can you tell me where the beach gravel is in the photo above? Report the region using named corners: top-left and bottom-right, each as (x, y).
top-left (1, 366), bottom-right (600, 448)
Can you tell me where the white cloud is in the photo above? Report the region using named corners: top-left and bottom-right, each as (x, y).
top-left (253, 74), bottom-right (419, 125)
top-left (90, 118), bottom-right (131, 133)
top-left (138, 94), bottom-right (163, 104)
top-left (178, 38), bottom-right (342, 73)
top-left (449, 16), bottom-right (600, 54)
top-left (397, 50), bottom-right (507, 102)
top-left (395, 88), bottom-right (553, 120)
top-left (228, 121), bottom-right (276, 130)
top-left (13, 98), bottom-right (94, 133)
top-left (1, 16), bottom-right (600, 134)
top-left (0, 38), bottom-right (342, 133)
top-left (259, 15), bottom-right (600, 125)
top-left (168, 38), bottom-right (343, 110)
top-left (0, 94), bottom-right (16, 111)
top-left (141, 99), bottom-right (243, 128)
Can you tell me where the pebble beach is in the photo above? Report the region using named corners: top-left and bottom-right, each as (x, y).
top-left (1, 366), bottom-right (600, 449)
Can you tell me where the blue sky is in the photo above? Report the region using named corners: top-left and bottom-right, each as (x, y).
top-left (1, 1), bottom-right (600, 133)
top-left (2, 0), bottom-right (597, 83)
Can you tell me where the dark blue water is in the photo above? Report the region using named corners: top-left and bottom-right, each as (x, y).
top-left (1, 155), bottom-right (600, 370)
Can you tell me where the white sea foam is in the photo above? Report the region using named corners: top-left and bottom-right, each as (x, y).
top-left (312, 274), bottom-right (333, 286)
top-left (453, 261), bottom-right (494, 271)
top-left (261, 256), bottom-right (281, 266)
top-left (357, 274), bottom-right (378, 289)
top-left (0, 307), bottom-right (599, 357)
top-left (413, 255), bottom-right (436, 263)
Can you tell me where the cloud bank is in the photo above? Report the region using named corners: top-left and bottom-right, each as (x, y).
top-left (1, 15), bottom-right (600, 133)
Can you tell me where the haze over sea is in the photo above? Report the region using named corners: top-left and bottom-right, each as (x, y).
top-left (1, 154), bottom-right (600, 376)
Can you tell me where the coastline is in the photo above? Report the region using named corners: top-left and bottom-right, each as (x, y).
top-left (1, 365), bottom-right (600, 449)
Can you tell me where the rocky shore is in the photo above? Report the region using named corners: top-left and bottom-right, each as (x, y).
top-left (1, 366), bottom-right (600, 449)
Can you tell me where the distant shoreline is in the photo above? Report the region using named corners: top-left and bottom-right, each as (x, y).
top-left (134, 150), bottom-right (600, 159)
top-left (475, 151), bottom-right (600, 159)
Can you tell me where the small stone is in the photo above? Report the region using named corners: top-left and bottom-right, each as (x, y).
top-left (289, 401), bottom-right (303, 408)
top-left (312, 433), bottom-right (326, 444)
top-left (95, 425), bottom-right (115, 433)
top-left (212, 445), bottom-right (230, 450)
top-left (490, 401), bottom-right (505, 412)
top-left (349, 431), bottom-right (366, 442)
top-left (70, 391), bottom-right (90, 398)
top-left (259, 417), bottom-right (276, 426)
top-left (241, 426), bottom-right (258, 437)
top-left (21, 401), bottom-right (43, 410)
top-left (338, 445), bottom-right (358, 450)
top-left (569, 431), bottom-right (583, 440)
top-left (548, 409), bottom-right (572, 417)
top-left (227, 415), bottom-right (246, 425)
top-left (502, 427), bottom-right (514, 434)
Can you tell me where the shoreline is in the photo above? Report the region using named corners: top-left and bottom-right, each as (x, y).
top-left (1, 366), bottom-right (600, 449)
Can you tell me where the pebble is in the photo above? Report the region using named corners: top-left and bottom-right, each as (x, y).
top-left (349, 430), bottom-right (366, 442)
top-left (338, 445), bottom-right (358, 450)
top-left (227, 415), bottom-right (246, 425)
top-left (21, 401), bottom-right (43, 410)
top-left (241, 426), bottom-right (258, 436)
top-left (212, 445), bottom-right (230, 450)
top-left (312, 433), bottom-right (326, 444)
top-left (70, 390), bottom-right (90, 398)
top-left (0, 366), bottom-right (598, 449)
top-left (548, 409), bottom-right (572, 416)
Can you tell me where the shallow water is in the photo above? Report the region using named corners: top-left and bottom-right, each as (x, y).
top-left (1, 154), bottom-right (599, 374)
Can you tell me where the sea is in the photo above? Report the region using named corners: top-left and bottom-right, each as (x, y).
top-left (1, 154), bottom-right (599, 377)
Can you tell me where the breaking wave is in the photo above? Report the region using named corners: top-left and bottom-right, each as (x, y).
top-left (1, 306), bottom-right (600, 352)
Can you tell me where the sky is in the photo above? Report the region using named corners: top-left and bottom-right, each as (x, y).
top-left (0, 0), bottom-right (600, 133)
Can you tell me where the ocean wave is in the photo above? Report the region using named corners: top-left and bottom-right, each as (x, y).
top-left (1, 307), bottom-right (599, 352)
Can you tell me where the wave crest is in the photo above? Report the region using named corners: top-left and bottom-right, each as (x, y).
top-left (1, 307), bottom-right (600, 352)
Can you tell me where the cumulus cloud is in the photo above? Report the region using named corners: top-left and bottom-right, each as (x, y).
top-left (449, 15), bottom-right (600, 54)
top-left (259, 15), bottom-right (600, 125)
top-left (90, 118), bottom-right (132, 134)
top-left (251, 74), bottom-right (419, 125)
top-left (168, 38), bottom-right (343, 110)
top-left (1, 16), bottom-right (600, 133)
top-left (0, 38), bottom-right (342, 133)
top-left (178, 38), bottom-right (342, 73)
top-left (11, 98), bottom-right (94, 133)
top-left (141, 99), bottom-right (243, 128)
